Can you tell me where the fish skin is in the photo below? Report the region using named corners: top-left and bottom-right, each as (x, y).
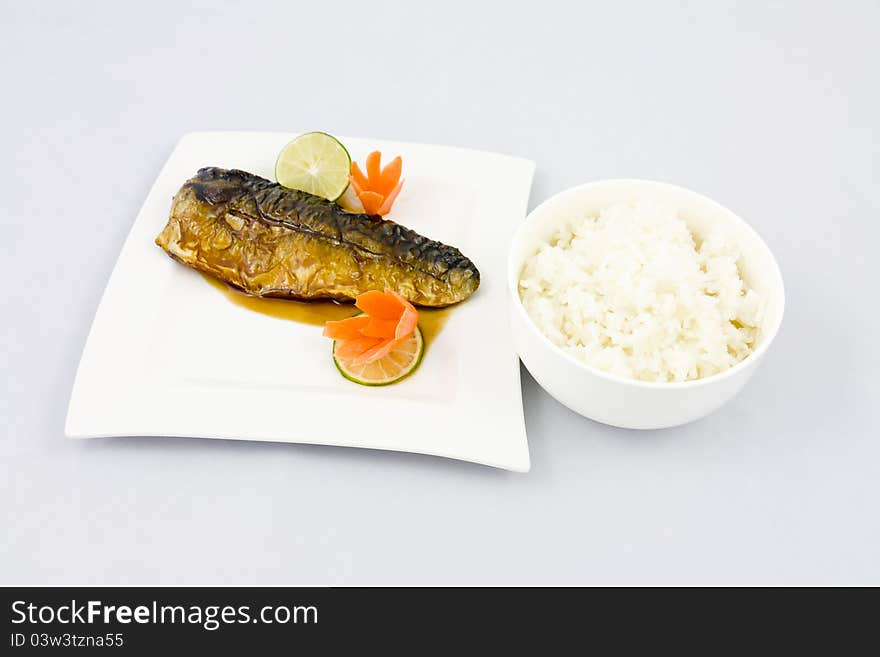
top-left (155, 167), bottom-right (480, 306)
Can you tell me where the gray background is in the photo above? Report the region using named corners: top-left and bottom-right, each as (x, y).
top-left (2, 1), bottom-right (878, 585)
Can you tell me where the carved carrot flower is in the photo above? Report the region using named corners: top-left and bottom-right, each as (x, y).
top-left (323, 289), bottom-right (419, 365)
top-left (350, 151), bottom-right (405, 216)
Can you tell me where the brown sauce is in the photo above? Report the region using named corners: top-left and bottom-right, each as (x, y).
top-left (413, 306), bottom-right (452, 346)
top-left (202, 274), bottom-right (451, 345)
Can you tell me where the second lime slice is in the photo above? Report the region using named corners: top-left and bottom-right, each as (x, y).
top-left (275, 132), bottom-right (351, 201)
top-left (333, 326), bottom-right (424, 386)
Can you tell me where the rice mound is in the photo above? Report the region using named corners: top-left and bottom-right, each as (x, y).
top-left (518, 202), bottom-right (763, 382)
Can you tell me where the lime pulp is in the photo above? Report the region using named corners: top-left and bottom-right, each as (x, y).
top-left (275, 132), bottom-right (351, 201)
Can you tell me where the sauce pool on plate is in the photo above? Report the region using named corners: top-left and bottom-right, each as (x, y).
top-left (201, 274), bottom-right (451, 346)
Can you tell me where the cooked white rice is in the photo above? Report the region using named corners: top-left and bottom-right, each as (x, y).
top-left (518, 202), bottom-right (763, 382)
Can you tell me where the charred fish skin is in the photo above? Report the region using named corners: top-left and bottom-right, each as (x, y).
top-left (155, 167), bottom-right (480, 307)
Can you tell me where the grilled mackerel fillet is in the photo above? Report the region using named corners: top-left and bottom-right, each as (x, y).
top-left (155, 167), bottom-right (480, 306)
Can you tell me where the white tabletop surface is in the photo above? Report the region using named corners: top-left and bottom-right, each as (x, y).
top-left (2, 1), bottom-right (878, 585)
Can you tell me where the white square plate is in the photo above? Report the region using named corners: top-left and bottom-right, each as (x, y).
top-left (66, 132), bottom-right (535, 471)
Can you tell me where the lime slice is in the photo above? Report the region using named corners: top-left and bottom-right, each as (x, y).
top-left (333, 326), bottom-right (424, 386)
top-left (275, 132), bottom-right (351, 201)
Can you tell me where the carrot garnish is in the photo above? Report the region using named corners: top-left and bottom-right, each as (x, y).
top-left (350, 162), bottom-right (369, 192)
top-left (323, 289), bottom-right (419, 364)
top-left (349, 151), bottom-right (405, 216)
top-left (377, 180), bottom-right (404, 216)
top-left (358, 191), bottom-right (385, 215)
top-left (379, 156), bottom-right (402, 195)
top-left (366, 151), bottom-right (382, 188)
top-left (322, 315), bottom-right (370, 341)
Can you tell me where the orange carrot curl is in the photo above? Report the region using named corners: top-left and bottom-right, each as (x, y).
top-left (350, 151), bottom-right (404, 216)
top-left (323, 289), bottom-right (418, 364)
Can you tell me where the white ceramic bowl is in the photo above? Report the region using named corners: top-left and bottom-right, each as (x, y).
top-left (508, 180), bottom-right (785, 429)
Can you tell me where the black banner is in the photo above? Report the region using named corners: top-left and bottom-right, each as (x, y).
top-left (1, 586), bottom-right (860, 651)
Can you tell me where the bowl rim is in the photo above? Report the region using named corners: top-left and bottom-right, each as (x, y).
top-left (508, 178), bottom-right (786, 390)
